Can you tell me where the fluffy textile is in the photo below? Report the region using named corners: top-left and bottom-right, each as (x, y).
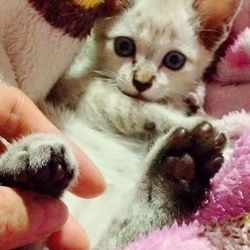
top-left (124, 223), bottom-right (211, 250)
top-left (124, 130), bottom-right (250, 250)
top-left (123, 1), bottom-right (250, 249)
top-left (205, 0), bottom-right (250, 117)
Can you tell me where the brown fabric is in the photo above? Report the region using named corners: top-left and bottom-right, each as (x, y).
top-left (28, 0), bottom-right (104, 38)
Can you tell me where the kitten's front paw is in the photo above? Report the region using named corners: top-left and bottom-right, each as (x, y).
top-left (0, 134), bottom-right (77, 196)
top-left (184, 94), bottom-right (201, 114)
top-left (154, 122), bottom-right (226, 212)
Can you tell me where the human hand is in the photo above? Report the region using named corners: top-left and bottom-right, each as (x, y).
top-left (0, 86), bottom-right (105, 249)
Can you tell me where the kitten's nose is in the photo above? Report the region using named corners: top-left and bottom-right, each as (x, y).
top-left (133, 79), bottom-right (152, 92)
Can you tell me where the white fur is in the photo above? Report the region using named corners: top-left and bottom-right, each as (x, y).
top-left (214, 109), bottom-right (250, 140)
top-left (63, 115), bottom-right (145, 246)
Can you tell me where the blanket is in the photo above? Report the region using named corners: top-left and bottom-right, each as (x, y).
top-left (123, 1), bottom-right (250, 249)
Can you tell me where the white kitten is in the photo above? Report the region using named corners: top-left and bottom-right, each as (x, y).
top-left (59, 0), bottom-right (240, 248)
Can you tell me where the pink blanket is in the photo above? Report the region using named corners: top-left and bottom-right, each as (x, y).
top-left (124, 1), bottom-right (250, 249)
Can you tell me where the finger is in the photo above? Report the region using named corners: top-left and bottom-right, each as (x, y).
top-left (68, 145), bottom-right (106, 198)
top-left (0, 86), bottom-right (105, 197)
top-left (48, 216), bottom-right (89, 250)
top-left (0, 187), bottom-right (68, 249)
top-left (0, 85), bottom-right (56, 140)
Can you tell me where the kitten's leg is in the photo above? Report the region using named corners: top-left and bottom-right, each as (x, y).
top-left (95, 122), bottom-right (226, 249)
top-left (0, 133), bottom-right (77, 196)
top-left (146, 122), bottom-right (226, 212)
top-left (184, 83), bottom-right (206, 115)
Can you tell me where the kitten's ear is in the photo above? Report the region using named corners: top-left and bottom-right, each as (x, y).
top-left (193, 0), bottom-right (242, 50)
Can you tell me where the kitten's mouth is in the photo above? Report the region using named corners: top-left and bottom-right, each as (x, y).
top-left (123, 92), bottom-right (151, 102)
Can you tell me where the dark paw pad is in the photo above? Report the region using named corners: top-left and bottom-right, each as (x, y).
top-left (155, 122), bottom-right (226, 212)
top-left (26, 157), bottom-right (73, 196)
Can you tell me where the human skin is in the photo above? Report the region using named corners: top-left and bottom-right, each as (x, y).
top-left (0, 85), bottom-right (105, 249)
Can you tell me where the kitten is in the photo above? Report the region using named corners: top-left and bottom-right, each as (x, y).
top-left (0, 0), bottom-right (241, 249)
top-left (53, 0), bottom-right (240, 248)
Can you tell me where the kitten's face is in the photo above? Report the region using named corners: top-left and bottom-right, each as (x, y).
top-left (93, 0), bottom-right (240, 103)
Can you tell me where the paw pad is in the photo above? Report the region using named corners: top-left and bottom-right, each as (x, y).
top-left (154, 121), bottom-right (226, 212)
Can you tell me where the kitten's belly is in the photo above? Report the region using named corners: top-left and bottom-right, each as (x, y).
top-left (63, 121), bottom-right (144, 247)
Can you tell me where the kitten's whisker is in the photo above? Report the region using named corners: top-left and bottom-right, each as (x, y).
top-left (94, 69), bottom-right (118, 78)
top-left (94, 76), bottom-right (117, 83)
top-left (94, 72), bottom-right (115, 79)
top-left (94, 69), bottom-right (125, 83)
top-left (105, 69), bottom-right (127, 82)
top-left (94, 74), bottom-right (128, 90)
top-left (93, 77), bottom-right (119, 88)
top-left (98, 69), bottom-right (123, 80)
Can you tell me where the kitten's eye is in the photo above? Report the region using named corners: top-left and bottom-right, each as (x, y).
top-left (163, 51), bottom-right (186, 70)
top-left (114, 37), bottom-right (136, 57)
